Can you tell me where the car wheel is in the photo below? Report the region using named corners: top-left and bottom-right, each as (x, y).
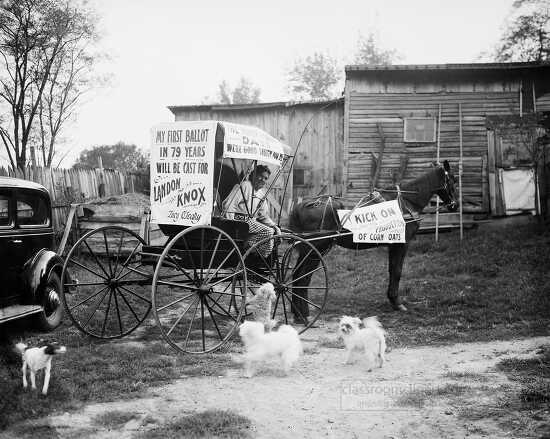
top-left (34, 271), bottom-right (63, 331)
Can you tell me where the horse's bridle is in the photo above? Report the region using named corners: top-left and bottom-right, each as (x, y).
top-left (437, 170), bottom-right (458, 211)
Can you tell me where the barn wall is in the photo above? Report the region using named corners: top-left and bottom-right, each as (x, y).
top-left (344, 89), bottom-right (521, 213)
top-left (172, 102), bottom-right (345, 202)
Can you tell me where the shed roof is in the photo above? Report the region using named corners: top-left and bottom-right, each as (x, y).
top-left (168, 97), bottom-right (343, 114)
top-left (345, 61), bottom-right (550, 72)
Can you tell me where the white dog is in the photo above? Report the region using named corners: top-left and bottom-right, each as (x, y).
top-left (246, 282), bottom-right (277, 331)
top-left (338, 315), bottom-right (386, 370)
top-left (238, 320), bottom-right (302, 377)
top-left (15, 342), bottom-right (67, 395)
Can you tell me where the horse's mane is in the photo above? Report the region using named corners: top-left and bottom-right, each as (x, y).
top-left (385, 165), bottom-right (444, 213)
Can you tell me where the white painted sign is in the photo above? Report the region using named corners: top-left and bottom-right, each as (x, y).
top-left (337, 200), bottom-right (406, 243)
top-left (150, 121), bottom-right (216, 226)
top-left (222, 121), bottom-right (288, 166)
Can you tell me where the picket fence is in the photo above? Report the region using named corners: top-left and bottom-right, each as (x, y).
top-left (0, 165), bottom-right (148, 233)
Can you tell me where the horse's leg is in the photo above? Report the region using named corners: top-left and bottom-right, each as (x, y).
top-left (291, 255), bottom-right (318, 323)
top-left (387, 243), bottom-right (409, 311)
top-left (291, 240), bottom-right (332, 324)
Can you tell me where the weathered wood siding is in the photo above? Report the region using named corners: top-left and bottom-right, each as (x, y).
top-left (171, 102), bottom-right (345, 208)
top-left (344, 91), bottom-right (520, 212)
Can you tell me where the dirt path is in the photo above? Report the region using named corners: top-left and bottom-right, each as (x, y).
top-left (5, 327), bottom-right (549, 439)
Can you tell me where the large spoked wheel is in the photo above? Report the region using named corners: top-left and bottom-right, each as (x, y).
top-left (152, 225), bottom-right (247, 354)
top-left (61, 226), bottom-right (152, 339)
top-left (242, 233), bottom-right (328, 333)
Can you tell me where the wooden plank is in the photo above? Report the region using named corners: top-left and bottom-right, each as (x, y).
top-left (56, 204), bottom-right (78, 256)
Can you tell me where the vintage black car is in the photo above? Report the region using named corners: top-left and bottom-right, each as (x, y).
top-left (0, 177), bottom-right (64, 330)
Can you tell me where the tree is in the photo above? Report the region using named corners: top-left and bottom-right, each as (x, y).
top-left (216, 77), bottom-right (261, 104)
top-left (73, 142), bottom-right (148, 172)
top-left (0, 0), bottom-right (101, 172)
top-left (494, 0), bottom-right (550, 61)
top-left (287, 52), bottom-right (341, 100)
top-left (353, 32), bottom-right (402, 65)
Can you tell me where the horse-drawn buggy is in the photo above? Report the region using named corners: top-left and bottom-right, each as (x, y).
top-left (59, 120), bottom-right (458, 354)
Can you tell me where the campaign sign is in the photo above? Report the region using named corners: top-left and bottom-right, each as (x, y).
top-left (150, 121), bottom-right (216, 226)
top-left (337, 200), bottom-right (406, 243)
top-left (222, 121), bottom-right (287, 167)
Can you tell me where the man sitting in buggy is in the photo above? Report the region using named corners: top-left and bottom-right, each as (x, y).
top-left (222, 164), bottom-right (281, 257)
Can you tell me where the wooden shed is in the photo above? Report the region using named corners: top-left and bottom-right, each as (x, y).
top-left (344, 62), bottom-right (550, 215)
top-left (168, 100), bottom-right (345, 205)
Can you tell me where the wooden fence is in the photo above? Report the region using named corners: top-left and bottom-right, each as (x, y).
top-left (0, 165), bottom-right (149, 233)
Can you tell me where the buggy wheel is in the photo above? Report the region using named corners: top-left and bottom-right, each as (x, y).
top-left (152, 225), bottom-right (247, 354)
top-left (242, 233), bottom-right (328, 333)
top-left (61, 226), bottom-right (152, 339)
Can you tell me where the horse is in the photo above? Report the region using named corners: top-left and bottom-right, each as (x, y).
top-left (288, 160), bottom-right (458, 318)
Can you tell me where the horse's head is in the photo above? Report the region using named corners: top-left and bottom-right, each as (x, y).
top-left (435, 160), bottom-right (458, 212)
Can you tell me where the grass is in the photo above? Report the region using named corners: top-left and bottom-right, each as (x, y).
top-left (1, 219), bottom-right (549, 433)
top-left (138, 409), bottom-right (252, 439)
top-left (0, 316), bottom-right (235, 431)
top-left (93, 410), bottom-right (139, 429)
top-left (323, 221), bottom-right (550, 346)
top-left (395, 383), bottom-right (471, 408)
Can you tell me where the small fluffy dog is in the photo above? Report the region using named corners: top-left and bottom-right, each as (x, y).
top-left (239, 320), bottom-right (302, 378)
top-left (338, 315), bottom-right (386, 370)
top-left (15, 342), bottom-right (67, 395)
top-left (247, 282), bottom-right (277, 331)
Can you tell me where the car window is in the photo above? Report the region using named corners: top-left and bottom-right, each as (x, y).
top-left (17, 194), bottom-right (50, 227)
top-left (0, 195), bottom-right (9, 227)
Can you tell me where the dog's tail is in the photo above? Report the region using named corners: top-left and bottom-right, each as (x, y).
top-left (363, 316), bottom-right (384, 332)
top-left (14, 342), bottom-right (27, 356)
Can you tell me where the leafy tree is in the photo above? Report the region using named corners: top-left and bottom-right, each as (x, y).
top-left (0, 0), bottom-right (101, 172)
top-left (494, 0), bottom-right (550, 61)
top-left (216, 77), bottom-right (261, 104)
top-left (73, 142), bottom-right (148, 172)
top-left (287, 52), bottom-right (341, 100)
top-left (353, 32), bottom-right (402, 65)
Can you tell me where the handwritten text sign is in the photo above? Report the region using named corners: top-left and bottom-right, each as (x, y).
top-left (222, 121), bottom-right (288, 167)
top-left (150, 121), bottom-right (216, 226)
top-left (337, 200), bottom-right (406, 243)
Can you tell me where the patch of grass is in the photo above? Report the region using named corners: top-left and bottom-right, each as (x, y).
top-left (323, 222), bottom-right (550, 346)
top-left (139, 409), bottom-right (252, 439)
top-left (0, 318), bottom-right (236, 431)
top-left (396, 383), bottom-right (470, 408)
top-left (93, 410), bottom-right (139, 429)
top-left (443, 371), bottom-right (490, 382)
top-left (457, 347), bottom-right (550, 436)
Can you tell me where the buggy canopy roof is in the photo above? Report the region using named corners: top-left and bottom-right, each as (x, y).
top-left (219, 121), bottom-right (292, 167)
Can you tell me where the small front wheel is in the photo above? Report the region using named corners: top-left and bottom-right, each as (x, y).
top-left (242, 233), bottom-right (328, 333)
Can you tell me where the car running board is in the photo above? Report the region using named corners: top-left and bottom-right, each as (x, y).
top-left (0, 305), bottom-right (43, 324)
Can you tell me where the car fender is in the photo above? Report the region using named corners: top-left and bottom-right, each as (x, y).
top-left (23, 249), bottom-right (64, 302)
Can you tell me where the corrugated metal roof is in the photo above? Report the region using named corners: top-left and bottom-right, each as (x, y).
top-left (168, 97), bottom-right (343, 114)
top-left (345, 61), bottom-right (550, 72)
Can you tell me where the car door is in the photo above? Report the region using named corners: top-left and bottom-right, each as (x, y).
top-left (13, 189), bottom-right (55, 283)
top-left (0, 188), bottom-right (18, 306)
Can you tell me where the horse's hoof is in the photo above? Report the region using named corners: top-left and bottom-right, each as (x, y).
top-left (391, 303), bottom-right (407, 311)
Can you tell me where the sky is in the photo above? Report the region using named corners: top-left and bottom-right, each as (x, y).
top-left (65, 0), bottom-right (516, 165)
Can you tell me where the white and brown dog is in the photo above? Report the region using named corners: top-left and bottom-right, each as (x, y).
top-left (15, 342), bottom-right (66, 395)
top-left (338, 315), bottom-right (386, 370)
top-left (247, 282), bottom-right (278, 331)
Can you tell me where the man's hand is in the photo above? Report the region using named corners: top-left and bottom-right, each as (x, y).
top-left (272, 225), bottom-right (281, 235)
